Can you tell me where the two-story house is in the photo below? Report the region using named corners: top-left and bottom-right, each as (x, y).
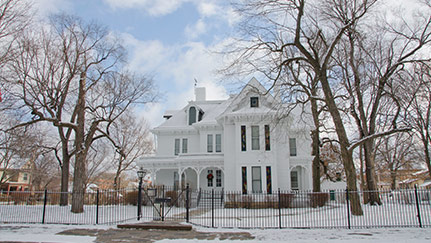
top-left (0, 162), bottom-right (32, 195)
top-left (139, 78), bottom-right (313, 193)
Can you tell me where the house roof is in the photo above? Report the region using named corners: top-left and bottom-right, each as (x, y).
top-left (152, 77), bottom-right (312, 132)
top-left (153, 77), bottom-right (274, 130)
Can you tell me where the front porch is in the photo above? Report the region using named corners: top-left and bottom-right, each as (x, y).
top-left (139, 153), bottom-right (224, 191)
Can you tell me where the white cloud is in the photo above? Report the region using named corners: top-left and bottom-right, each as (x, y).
top-left (136, 102), bottom-right (164, 129)
top-left (102, 0), bottom-right (186, 16)
top-left (31, 0), bottom-right (71, 18)
top-left (122, 34), bottom-right (230, 128)
top-left (184, 19), bottom-right (207, 40)
top-left (196, 1), bottom-right (218, 17)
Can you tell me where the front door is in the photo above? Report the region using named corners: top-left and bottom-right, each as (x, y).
top-left (291, 170), bottom-right (299, 190)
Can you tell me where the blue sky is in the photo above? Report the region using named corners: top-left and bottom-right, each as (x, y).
top-left (35, 0), bottom-right (241, 127)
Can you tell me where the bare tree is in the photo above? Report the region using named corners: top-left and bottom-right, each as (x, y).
top-left (275, 62), bottom-right (326, 192)
top-left (4, 15), bottom-right (157, 213)
top-left (226, 0), bottom-right (381, 215)
top-left (320, 143), bottom-right (345, 182)
top-left (375, 132), bottom-right (422, 190)
top-left (109, 112), bottom-right (153, 191)
top-left (331, 3), bottom-right (431, 203)
top-left (401, 62), bottom-right (431, 178)
top-left (0, 0), bottom-right (31, 69)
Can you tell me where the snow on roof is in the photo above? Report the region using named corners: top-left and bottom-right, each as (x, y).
top-left (412, 170), bottom-right (428, 176)
top-left (155, 100), bottom-right (227, 129)
top-left (420, 181), bottom-right (431, 187)
top-left (400, 178), bottom-right (418, 184)
top-left (152, 77), bottom-right (311, 131)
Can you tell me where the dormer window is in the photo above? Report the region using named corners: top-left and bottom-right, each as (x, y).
top-left (189, 107), bottom-right (196, 125)
top-left (198, 110), bottom-right (204, 122)
top-left (250, 97), bottom-right (259, 107)
top-left (189, 106), bottom-right (204, 125)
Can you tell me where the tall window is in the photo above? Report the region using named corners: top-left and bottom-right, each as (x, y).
top-left (242, 166), bottom-right (247, 194)
top-left (266, 166), bottom-right (272, 194)
top-left (174, 138), bottom-right (180, 155)
top-left (241, 126), bottom-right (246, 151)
top-left (189, 107), bottom-right (196, 125)
top-left (252, 166), bottom-right (262, 193)
top-left (23, 173), bottom-right (28, 181)
top-left (174, 172), bottom-right (179, 190)
top-left (291, 170), bottom-right (299, 190)
top-left (207, 134), bottom-right (213, 152)
top-left (251, 126), bottom-right (260, 150)
top-left (265, 125), bottom-right (270, 151)
top-left (250, 97), bottom-right (259, 107)
top-left (215, 134), bottom-right (221, 152)
top-left (289, 138), bottom-right (297, 156)
top-left (207, 170), bottom-right (213, 187)
top-left (182, 138), bottom-right (188, 153)
top-left (216, 170), bottom-right (222, 187)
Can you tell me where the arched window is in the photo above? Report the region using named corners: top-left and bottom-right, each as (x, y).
top-left (189, 107), bottom-right (196, 125)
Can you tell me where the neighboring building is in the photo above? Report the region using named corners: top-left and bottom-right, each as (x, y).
top-left (138, 78), bottom-right (313, 193)
top-left (398, 170), bottom-right (431, 189)
top-left (0, 162), bottom-right (32, 195)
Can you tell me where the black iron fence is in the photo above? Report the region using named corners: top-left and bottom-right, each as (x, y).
top-left (1, 186), bottom-right (430, 229)
top-left (188, 187), bottom-right (431, 229)
top-left (0, 188), bottom-right (138, 224)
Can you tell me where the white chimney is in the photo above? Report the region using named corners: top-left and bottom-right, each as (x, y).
top-left (195, 87), bottom-right (206, 101)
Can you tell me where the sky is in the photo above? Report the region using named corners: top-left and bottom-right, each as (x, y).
top-left (33, 0), bottom-right (242, 128)
top-left (29, 0), bottom-right (420, 129)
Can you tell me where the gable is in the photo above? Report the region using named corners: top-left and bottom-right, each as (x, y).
top-left (218, 77), bottom-right (277, 118)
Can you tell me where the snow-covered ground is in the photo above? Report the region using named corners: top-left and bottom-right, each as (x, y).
top-left (0, 223), bottom-right (430, 243)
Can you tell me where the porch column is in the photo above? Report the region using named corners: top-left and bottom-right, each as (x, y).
top-left (196, 167), bottom-right (203, 190)
top-left (150, 169), bottom-right (157, 186)
top-left (178, 168), bottom-right (183, 189)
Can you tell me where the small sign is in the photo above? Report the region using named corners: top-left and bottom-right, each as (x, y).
top-left (155, 197), bottom-right (171, 203)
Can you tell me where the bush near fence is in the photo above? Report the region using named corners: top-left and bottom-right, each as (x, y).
top-left (310, 192), bottom-right (329, 207)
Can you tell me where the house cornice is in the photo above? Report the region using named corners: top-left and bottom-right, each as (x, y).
top-left (152, 127), bottom-right (198, 135)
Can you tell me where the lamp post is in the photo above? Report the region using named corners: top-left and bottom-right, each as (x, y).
top-left (137, 167), bottom-right (146, 221)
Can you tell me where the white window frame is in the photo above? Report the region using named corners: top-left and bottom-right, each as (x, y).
top-left (174, 138), bottom-right (180, 155)
top-left (215, 134), bottom-right (221, 152)
top-left (207, 134), bottom-right (213, 153)
top-left (252, 166), bottom-right (262, 193)
top-left (216, 170), bottom-right (222, 187)
top-left (251, 126), bottom-right (260, 150)
top-left (182, 138), bottom-right (188, 154)
top-left (289, 138), bottom-right (297, 156)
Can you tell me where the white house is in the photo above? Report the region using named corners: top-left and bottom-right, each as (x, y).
top-left (138, 78), bottom-right (313, 193)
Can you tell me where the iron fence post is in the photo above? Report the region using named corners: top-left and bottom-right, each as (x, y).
top-left (414, 185), bottom-right (422, 228)
top-left (96, 189), bottom-right (99, 224)
top-left (162, 185), bottom-right (165, 221)
top-left (42, 189), bottom-right (47, 224)
top-left (137, 177), bottom-right (143, 221)
top-left (186, 184), bottom-right (190, 223)
top-left (278, 188), bottom-right (281, 229)
top-left (345, 189), bottom-right (351, 229)
top-left (212, 188), bottom-right (215, 228)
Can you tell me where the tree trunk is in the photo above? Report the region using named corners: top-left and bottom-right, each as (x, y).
top-left (71, 72), bottom-right (87, 214)
top-left (363, 140), bottom-right (381, 205)
top-left (360, 145), bottom-right (369, 204)
top-left (310, 97), bottom-right (321, 192)
top-left (390, 167), bottom-right (397, 190)
top-left (318, 72), bottom-right (363, 215)
top-left (114, 172), bottom-right (121, 191)
top-left (60, 152), bottom-right (70, 206)
top-left (422, 135), bottom-right (431, 179)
